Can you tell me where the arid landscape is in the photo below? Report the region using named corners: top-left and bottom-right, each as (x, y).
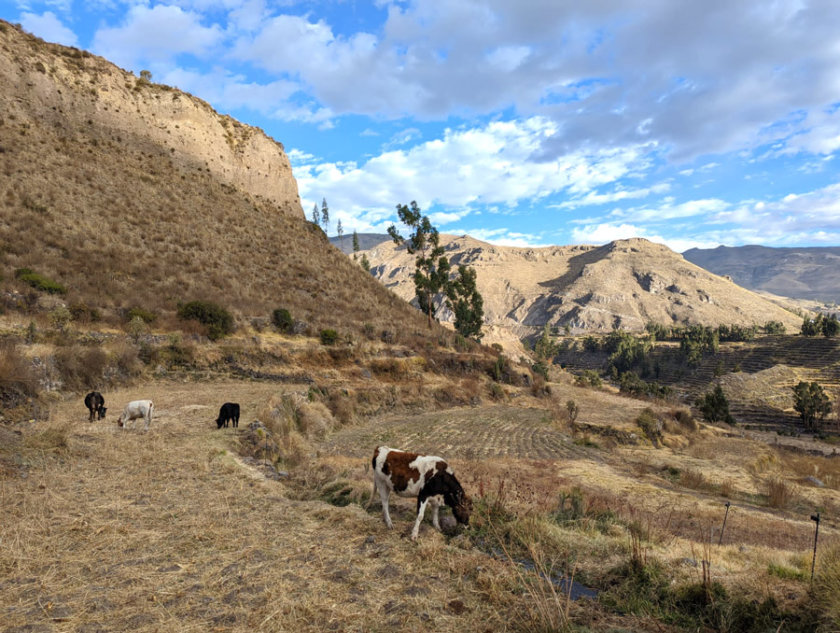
top-left (2, 19), bottom-right (840, 633)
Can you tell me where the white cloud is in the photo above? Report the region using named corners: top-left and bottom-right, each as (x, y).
top-left (610, 198), bottom-right (730, 222)
top-left (92, 4), bottom-right (223, 68)
top-left (161, 67), bottom-right (298, 113)
top-left (557, 182), bottom-right (671, 209)
top-left (225, 1), bottom-right (840, 163)
top-left (294, 117), bottom-right (650, 232)
top-left (20, 11), bottom-right (77, 46)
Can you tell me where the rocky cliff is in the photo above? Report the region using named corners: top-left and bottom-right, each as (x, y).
top-left (0, 21), bottom-right (302, 216)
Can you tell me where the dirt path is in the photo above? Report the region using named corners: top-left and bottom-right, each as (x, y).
top-left (0, 380), bottom-right (510, 633)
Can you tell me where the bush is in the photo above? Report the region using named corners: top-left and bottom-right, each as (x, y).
top-left (792, 381), bottom-right (832, 431)
top-left (620, 371), bottom-right (672, 399)
top-left (14, 267), bottom-right (66, 295)
top-left (812, 544), bottom-right (840, 629)
top-left (271, 308), bottom-right (294, 333)
top-left (635, 408), bottom-right (664, 446)
top-left (69, 303), bottom-right (101, 323)
top-left (764, 320), bottom-right (786, 335)
top-left (177, 300), bottom-right (234, 341)
top-left (54, 345), bottom-right (108, 392)
top-left (319, 328), bottom-right (338, 345)
top-left (0, 342), bottom-right (39, 410)
top-left (126, 307), bottom-right (158, 324)
top-left (575, 369), bottom-right (602, 388)
top-left (696, 385), bottom-right (734, 424)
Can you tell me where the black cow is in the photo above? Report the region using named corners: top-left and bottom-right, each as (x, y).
top-left (84, 391), bottom-right (107, 421)
top-left (215, 402), bottom-right (240, 429)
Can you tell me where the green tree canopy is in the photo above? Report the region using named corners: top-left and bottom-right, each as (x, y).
top-left (387, 201), bottom-right (450, 327)
top-left (446, 265), bottom-right (484, 340)
top-left (792, 381), bottom-right (832, 430)
top-left (696, 385), bottom-right (734, 425)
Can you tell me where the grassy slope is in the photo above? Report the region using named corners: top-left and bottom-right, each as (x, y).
top-left (3, 377), bottom-right (839, 632)
top-left (0, 22), bottom-right (428, 339)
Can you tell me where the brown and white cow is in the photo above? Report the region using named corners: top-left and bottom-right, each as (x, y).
top-left (366, 446), bottom-right (472, 540)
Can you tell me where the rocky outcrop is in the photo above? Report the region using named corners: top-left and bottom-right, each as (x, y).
top-left (358, 235), bottom-right (805, 347)
top-left (0, 21), bottom-right (302, 216)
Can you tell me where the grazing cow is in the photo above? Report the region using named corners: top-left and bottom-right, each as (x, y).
top-left (366, 446), bottom-right (472, 541)
top-left (215, 402), bottom-right (240, 429)
top-left (84, 391), bottom-right (107, 421)
top-left (117, 399), bottom-right (154, 431)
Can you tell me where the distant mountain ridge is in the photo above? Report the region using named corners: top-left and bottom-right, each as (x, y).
top-left (682, 245), bottom-right (840, 304)
top-left (329, 233), bottom-right (390, 254)
top-left (356, 234), bottom-right (804, 349)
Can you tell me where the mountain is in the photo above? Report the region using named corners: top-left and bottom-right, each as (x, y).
top-left (359, 235), bottom-right (804, 345)
top-left (683, 245), bottom-right (840, 304)
top-left (0, 21), bottom-right (428, 336)
top-left (329, 233), bottom-right (391, 254)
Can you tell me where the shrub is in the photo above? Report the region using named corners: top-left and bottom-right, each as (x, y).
top-left (575, 369), bottom-right (602, 388)
top-left (812, 544), bottom-right (840, 629)
top-left (620, 371), bottom-right (672, 399)
top-left (177, 300), bottom-right (234, 341)
top-left (792, 381), bottom-right (832, 431)
top-left (696, 385), bottom-right (734, 424)
top-left (0, 342), bottom-right (39, 410)
top-left (319, 328), bottom-right (338, 345)
top-left (635, 408), bottom-right (664, 446)
top-left (14, 267), bottom-right (66, 295)
top-left (126, 307), bottom-right (157, 324)
top-left (69, 303), bottom-right (101, 323)
top-left (53, 345), bottom-right (108, 391)
top-left (766, 477), bottom-right (792, 509)
top-left (764, 320), bottom-right (786, 335)
top-left (272, 308), bottom-right (294, 333)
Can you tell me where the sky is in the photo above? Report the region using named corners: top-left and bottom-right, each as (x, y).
top-left (3, 1), bottom-right (840, 251)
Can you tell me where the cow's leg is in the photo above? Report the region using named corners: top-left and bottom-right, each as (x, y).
top-left (431, 496), bottom-right (442, 531)
top-left (365, 478), bottom-right (378, 510)
top-left (88, 409), bottom-right (94, 422)
top-left (379, 485), bottom-right (393, 529)
top-left (411, 497), bottom-right (430, 541)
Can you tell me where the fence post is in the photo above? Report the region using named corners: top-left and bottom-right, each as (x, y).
top-left (811, 512), bottom-right (821, 582)
top-left (718, 501), bottom-right (731, 546)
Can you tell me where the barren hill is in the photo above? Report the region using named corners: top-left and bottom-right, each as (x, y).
top-left (0, 21), bottom-right (428, 335)
top-left (683, 245), bottom-right (840, 304)
top-left (361, 234), bottom-right (804, 342)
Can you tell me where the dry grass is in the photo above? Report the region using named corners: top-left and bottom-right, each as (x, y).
top-left (0, 381), bottom-right (518, 633)
top-left (0, 23), bottom-right (440, 346)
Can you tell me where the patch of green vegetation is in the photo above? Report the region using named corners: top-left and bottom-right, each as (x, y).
top-left (177, 300), bottom-right (234, 341)
top-left (14, 267), bottom-right (66, 295)
top-left (768, 563), bottom-right (806, 581)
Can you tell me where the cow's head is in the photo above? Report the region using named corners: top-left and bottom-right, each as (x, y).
top-left (98, 406), bottom-right (107, 420)
top-left (216, 417), bottom-right (225, 429)
top-left (451, 489), bottom-right (472, 526)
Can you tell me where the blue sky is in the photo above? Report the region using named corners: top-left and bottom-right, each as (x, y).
top-left (4, 1), bottom-right (840, 251)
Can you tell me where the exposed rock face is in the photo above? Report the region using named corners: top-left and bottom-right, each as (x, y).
top-left (360, 235), bottom-right (805, 344)
top-left (0, 22), bottom-right (302, 217)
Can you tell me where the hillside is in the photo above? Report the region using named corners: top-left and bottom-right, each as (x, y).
top-left (329, 232), bottom-right (390, 254)
top-left (360, 234), bottom-right (804, 343)
top-left (0, 21), bottom-right (429, 336)
top-left (683, 245), bottom-right (840, 304)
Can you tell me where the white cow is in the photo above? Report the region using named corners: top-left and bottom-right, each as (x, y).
top-left (118, 399), bottom-right (154, 431)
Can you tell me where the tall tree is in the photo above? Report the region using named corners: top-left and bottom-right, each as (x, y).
top-left (321, 198), bottom-right (330, 234)
top-left (352, 229), bottom-right (360, 261)
top-left (387, 201), bottom-right (450, 328)
top-left (446, 265), bottom-right (484, 340)
top-left (337, 219), bottom-right (344, 248)
top-left (793, 381), bottom-right (832, 430)
top-left (311, 203), bottom-right (320, 227)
